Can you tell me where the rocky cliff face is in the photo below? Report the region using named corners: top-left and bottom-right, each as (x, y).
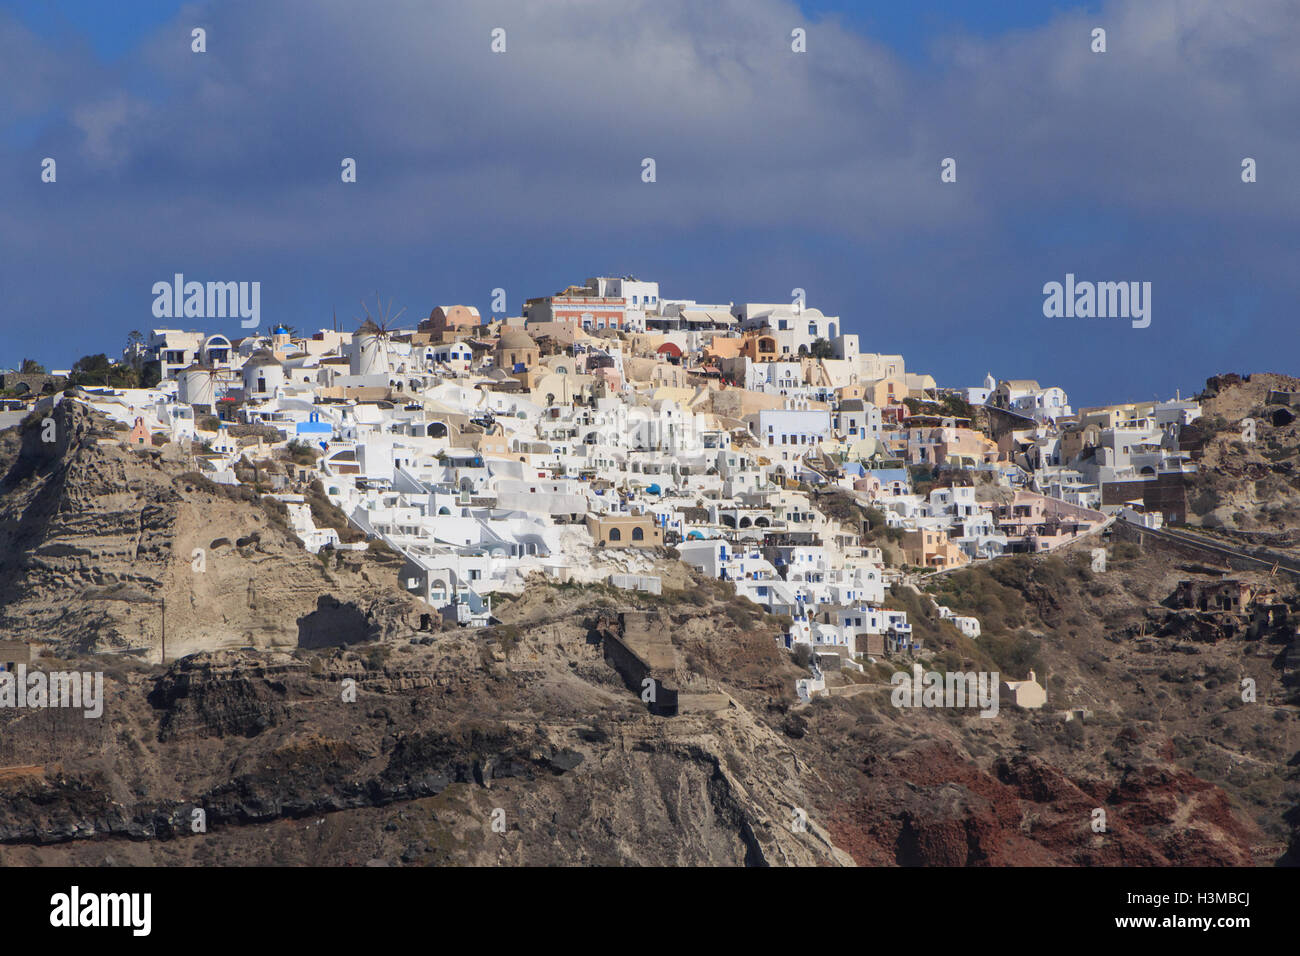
top-left (1189, 372), bottom-right (1300, 530)
top-left (0, 567), bottom-right (1284, 866)
top-left (823, 739), bottom-right (1259, 866)
top-left (0, 400), bottom-right (427, 659)
top-left (0, 631), bottom-right (852, 866)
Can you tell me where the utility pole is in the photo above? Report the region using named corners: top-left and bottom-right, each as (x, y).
top-left (160, 597), bottom-right (166, 665)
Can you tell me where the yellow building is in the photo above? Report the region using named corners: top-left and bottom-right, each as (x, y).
top-left (586, 513), bottom-right (663, 548)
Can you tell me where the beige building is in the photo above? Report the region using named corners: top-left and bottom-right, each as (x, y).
top-left (586, 513), bottom-right (663, 548)
top-left (1000, 670), bottom-right (1047, 709)
top-left (495, 329), bottom-right (540, 372)
top-left (901, 528), bottom-right (969, 570)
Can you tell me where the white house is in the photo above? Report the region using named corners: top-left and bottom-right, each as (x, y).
top-left (750, 406), bottom-right (832, 462)
top-left (242, 350), bottom-right (284, 401)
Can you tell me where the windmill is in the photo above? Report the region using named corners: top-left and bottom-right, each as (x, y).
top-left (180, 361), bottom-right (222, 410)
top-left (351, 293), bottom-right (406, 377)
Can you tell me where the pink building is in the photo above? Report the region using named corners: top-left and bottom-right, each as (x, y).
top-left (526, 290), bottom-right (628, 330)
top-left (995, 490), bottom-right (1105, 552)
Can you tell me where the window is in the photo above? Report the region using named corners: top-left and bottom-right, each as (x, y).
top-left (632, 527), bottom-right (644, 541)
top-left (609, 527), bottom-right (622, 542)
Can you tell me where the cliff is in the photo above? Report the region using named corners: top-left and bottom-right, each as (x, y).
top-left (0, 399), bottom-right (428, 660)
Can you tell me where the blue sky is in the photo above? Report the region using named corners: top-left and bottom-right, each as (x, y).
top-left (2, 0), bottom-right (1296, 407)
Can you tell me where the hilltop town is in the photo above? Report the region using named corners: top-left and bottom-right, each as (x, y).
top-left (1, 275), bottom-right (1297, 867)
top-left (0, 275), bottom-right (1211, 701)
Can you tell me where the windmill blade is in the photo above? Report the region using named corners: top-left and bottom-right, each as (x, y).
top-left (352, 293), bottom-right (407, 337)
